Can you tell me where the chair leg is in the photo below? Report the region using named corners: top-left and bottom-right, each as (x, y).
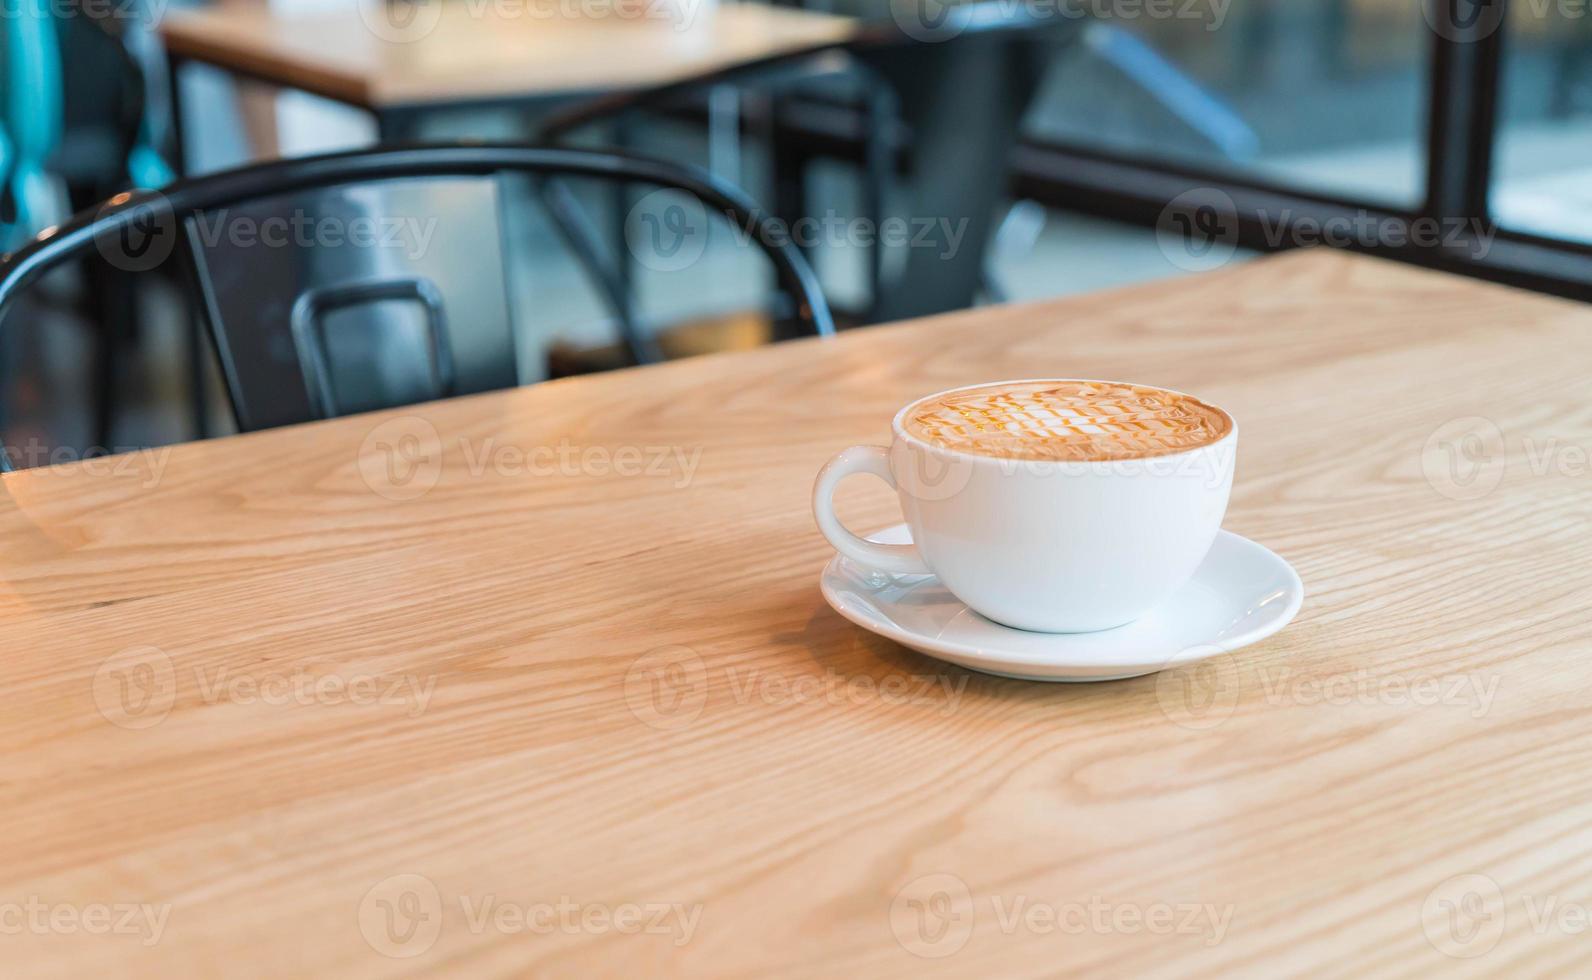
top-left (535, 176), bottom-right (662, 365)
top-left (187, 303), bottom-right (209, 440)
top-left (86, 262), bottom-right (138, 454)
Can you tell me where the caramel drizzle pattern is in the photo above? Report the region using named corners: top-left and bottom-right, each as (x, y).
top-left (906, 382), bottom-right (1229, 461)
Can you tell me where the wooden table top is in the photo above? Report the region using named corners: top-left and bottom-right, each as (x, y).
top-left (4, 249), bottom-right (1590, 974)
top-left (159, 0), bottom-right (856, 109)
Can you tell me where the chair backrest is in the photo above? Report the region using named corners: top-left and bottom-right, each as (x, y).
top-left (538, 1), bottom-right (1079, 323)
top-left (0, 144), bottom-right (833, 469)
top-left (184, 176), bottom-right (520, 430)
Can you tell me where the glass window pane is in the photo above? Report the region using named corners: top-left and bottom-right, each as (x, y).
top-left (1491, 4), bottom-right (1592, 244)
top-left (1023, 0), bottom-right (1430, 206)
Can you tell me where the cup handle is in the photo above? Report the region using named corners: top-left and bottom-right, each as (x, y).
top-left (812, 446), bottom-right (933, 575)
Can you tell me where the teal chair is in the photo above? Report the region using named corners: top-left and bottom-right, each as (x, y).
top-left (0, 0), bottom-right (65, 249)
top-left (0, 2), bottom-right (174, 454)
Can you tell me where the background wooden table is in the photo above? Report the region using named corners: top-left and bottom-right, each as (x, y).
top-left (3, 250), bottom-right (1590, 975)
top-left (160, 0), bottom-right (855, 131)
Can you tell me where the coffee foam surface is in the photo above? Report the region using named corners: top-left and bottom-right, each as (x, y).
top-left (902, 380), bottom-right (1232, 462)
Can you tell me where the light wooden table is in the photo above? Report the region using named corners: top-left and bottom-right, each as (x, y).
top-left (159, 0), bottom-right (856, 139)
top-left (3, 250), bottom-right (1590, 974)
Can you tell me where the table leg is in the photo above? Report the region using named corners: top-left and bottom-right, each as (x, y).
top-left (770, 97), bottom-right (811, 283)
top-left (166, 52), bottom-right (188, 179)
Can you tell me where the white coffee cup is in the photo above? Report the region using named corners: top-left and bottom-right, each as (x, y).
top-left (813, 380), bottom-right (1237, 633)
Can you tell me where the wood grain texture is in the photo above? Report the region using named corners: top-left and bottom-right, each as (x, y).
top-left (4, 250), bottom-right (1592, 976)
top-left (159, 1), bottom-right (856, 108)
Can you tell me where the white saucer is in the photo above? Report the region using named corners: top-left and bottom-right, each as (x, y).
top-left (820, 525), bottom-right (1303, 682)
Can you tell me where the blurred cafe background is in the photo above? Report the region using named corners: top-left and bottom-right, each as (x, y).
top-left (0, 0), bottom-right (1588, 467)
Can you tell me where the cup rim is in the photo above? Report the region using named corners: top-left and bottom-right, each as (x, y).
top-left (890, 378), bottom-right (1238, 466)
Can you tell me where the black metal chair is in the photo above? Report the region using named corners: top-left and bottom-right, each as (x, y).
top-left (537, 1), bottom-right (1082, 324)
top-left (0, 143), bottom-right (832, 472)
top-left (61, 8), bottom-right (178, 448)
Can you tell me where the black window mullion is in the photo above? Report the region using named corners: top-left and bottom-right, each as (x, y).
top-left (1423, 0), bottom-right (1508, 225)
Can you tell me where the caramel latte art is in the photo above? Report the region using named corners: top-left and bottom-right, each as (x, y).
top-left (902, 380), bottom-right (1232, 462)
